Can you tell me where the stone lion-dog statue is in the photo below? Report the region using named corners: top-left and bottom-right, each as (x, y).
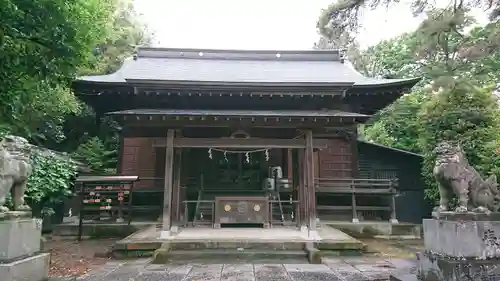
top-left (0, 135), bottom-right (32, 212)
top-left (433, 141), bottom-right (500, 213)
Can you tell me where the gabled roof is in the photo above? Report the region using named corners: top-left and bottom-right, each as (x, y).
top-left (76, 47), bottom-right (420, 88)
top-left (358, 140), bottom-right (423, 158)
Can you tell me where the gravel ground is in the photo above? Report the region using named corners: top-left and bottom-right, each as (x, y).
top-left (360, 238), bottom-right (424, 259)
top-left (44, 236), bottom-right (118, 277)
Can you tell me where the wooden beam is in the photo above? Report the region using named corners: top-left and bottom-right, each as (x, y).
top-left (116, 119), bottom-right (359, 129)
top-left (162, 129), bottom-right (175, 232)
top-left (152, 137), bottom-right (330, 149)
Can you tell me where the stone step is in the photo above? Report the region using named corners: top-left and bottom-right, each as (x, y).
top-left (167, 240), bottom-right (306, 250)
top-left (152, 248), bottom-right (309, 264)
top-left (390, 273), bottom-right (419, 281)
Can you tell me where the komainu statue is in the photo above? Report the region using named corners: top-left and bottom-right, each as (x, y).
top-left (0, 135), bottom-right (32, 212)
top-left (433, 141), bottom-right (500, 213)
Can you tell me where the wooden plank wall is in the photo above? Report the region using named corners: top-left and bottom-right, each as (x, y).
top-left (120, 136), bottom-right (355, 189)
top-left (316, 138), bottom-right (353, 178)
top-left (121, 137), bottom-right (162, 189)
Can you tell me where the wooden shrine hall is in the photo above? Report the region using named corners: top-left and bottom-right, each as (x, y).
top-left (72, 47), bottom-right (420, 239)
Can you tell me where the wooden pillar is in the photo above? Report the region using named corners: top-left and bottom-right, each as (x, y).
top-left (162, 129), bottom-right (175, 233)
top-left (305, 130), bottom-right (316, 230)
top-left (300, 148), bottom-right (310, 227)
top-left (350, 129), bottom-right (359, 178)
top-left (297, 149), bottom-right (306, 227)
top-left (390, 180), bottom-right (399, 224)
top-left (171, 148), bottom-right (182, 226)
top-left (287, 149), bottom-right (293, 181)
top-left (287, 149), bottom-right (295, 223)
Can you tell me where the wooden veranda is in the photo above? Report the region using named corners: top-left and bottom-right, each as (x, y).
top-left (140, 128), bottom-right (325, 237)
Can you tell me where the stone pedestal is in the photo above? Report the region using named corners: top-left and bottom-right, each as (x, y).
top-left (0, 214), bottom-right (50, 281)
top-left (391, 212), bottom-right (500, 281)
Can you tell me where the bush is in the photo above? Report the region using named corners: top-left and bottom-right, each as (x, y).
top-left (26, 150), bottom-right (77, 217)
top-left (72, 136), bottom-right (117, 174)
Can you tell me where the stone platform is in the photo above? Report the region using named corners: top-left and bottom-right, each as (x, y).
top-left (112, 225), bottom-right (365, 263)
top-left (391, 212), bottom-right (500, 281)
top-left (324, 221), bottom-right (422, 239)
top-left (72, 257), bottom-right (417, 281)
top-left (52, 218), bottom-right (156, 238)
top-left (0, 216), bottom-right (50, 281)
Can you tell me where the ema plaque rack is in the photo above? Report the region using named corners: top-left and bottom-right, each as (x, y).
top-left (75, 175), bottom-right (139, 241)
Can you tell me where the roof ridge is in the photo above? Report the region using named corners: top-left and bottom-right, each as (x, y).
top-left (135, 47), bottom-right (342, 62)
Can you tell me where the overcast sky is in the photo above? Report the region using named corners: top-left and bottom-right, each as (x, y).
top-left (133, 0), bottom-right (485, 50)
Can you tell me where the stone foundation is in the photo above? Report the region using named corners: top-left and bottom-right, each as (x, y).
top-left (423, 216), bottom-right (500, 258)
top-left (416, 252), bottom-right (500, 281)
top-left (0, 218), bottom-right (42, 261)
top-left (391, 212), bottom-right (500, 281)
top-left (0, 253), bottom-right (50, 281)
top-left (0, 215), bottom-right (49, 281)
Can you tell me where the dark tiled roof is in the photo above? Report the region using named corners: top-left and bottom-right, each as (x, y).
top-left (77, 47), bottom-right (419, 87)
top-left (107, 109), bottom-right (370, 118)
top-left (76, 175), bottom-right (139, 183)
top-left (358, 140), bottom-right (423, 157)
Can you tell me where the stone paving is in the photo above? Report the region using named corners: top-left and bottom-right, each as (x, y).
top-left (68, 257), bottom-right (417, 281)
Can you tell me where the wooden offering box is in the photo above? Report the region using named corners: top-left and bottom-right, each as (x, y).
top-left (214, 196), bottom-right (269, 228)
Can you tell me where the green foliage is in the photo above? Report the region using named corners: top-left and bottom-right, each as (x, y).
top-left (317, 0), bottom-right (500, 45)
top-left (26, 150), bottom-right (77, 216)
top-left (82, 0), bottom-right (154, 75)
top-left (72, 137), bottom-right (118, 174)
top-left (317, 5), bottom-right (500, 206)
top-left (0, 0), bottom-right (152, 178)
top-left (0, 1), bottom-right (149, 214)
top-left (418, 81), bottom-right (500, 203)
top-left (0, 0), bottom-right (116, 143)
top-left (363, 90), bottom-right (430, 153)
top-left (46, 0), bottom-right (153, 169)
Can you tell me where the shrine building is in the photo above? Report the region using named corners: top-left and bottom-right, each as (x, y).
top-left (72, 47), bottom-right (424, 239)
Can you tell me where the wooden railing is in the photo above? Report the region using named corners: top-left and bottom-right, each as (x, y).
top-left (315, 178), bottom-right (399, 223)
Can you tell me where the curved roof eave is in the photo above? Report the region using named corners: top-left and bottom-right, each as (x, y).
top-left (73, 75), bottom-right (421, 90)
top-left (352, 77), bottom-right (421, 89)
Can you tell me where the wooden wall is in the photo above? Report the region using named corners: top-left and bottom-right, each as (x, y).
top-left (119, 135), bottom-right (356, 189)
top-left (315, 138), bottom-right (354, 179)
top-left (120, 137), bottom-right (162, 189)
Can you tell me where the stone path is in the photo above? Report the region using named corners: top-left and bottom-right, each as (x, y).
top-left (64, 257), bottom-right (416, 281)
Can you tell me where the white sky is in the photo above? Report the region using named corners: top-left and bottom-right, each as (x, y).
top-left (133, 0), bottom-right (486, 50)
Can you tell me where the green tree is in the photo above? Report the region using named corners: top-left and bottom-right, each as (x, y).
top-left (317, 5), bottom-right (500, 204)
top-left (419, 82), bottom-right (500, 202)
top-left (317, 0), bottom-right (500, 45)
top-left (81, 0), bottom-right (154, 75)
top-left (0, 0), bottom-right (116, 143)
top-left (72, 137), bottom-right (118, 174)
top-left (39, 0), bottom-right (154, 173)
